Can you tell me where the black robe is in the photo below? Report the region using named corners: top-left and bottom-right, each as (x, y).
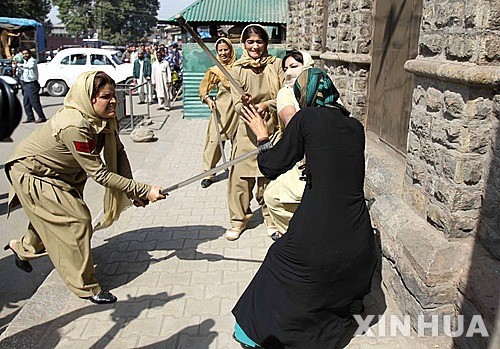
top-left (232, 107), bottom-right (377, 349)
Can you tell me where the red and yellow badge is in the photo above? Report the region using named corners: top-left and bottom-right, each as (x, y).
top-left (73, 139), bottom-right (96, 154)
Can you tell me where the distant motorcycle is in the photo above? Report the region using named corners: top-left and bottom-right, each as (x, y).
top-left (171, 68), bottom-right (183, 98)
top-left (0, 58), bottom-right (19, 94)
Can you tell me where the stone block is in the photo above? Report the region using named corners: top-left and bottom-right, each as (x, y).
top-left (445, 35), bottom-right (475, 62)
top-left (406, 157), bottom-right (427, 185)
top-left (435, 2), bottom-right (464, 28)
top-left (426, 86), bottom-right (443, 112)
top-left (382, 259), bottom-right (456, 334)
top-left (488, 0), bottom-right (500, 29)
top-left (421, 140), bottom-right (440, 167)
top-left (441, 151), bottom-right (484, 185)
top-left (427, 202), bottom-right (451, 234)
top-left (371, 196), bottom-right (469, 284)
top-left (482, 33), bottom-right (500, 62)
top-left (443, 90), bottom-right (466, 119)
top-left (420, 34), bottom-right (443, 56)
top-left (403, 179), bottom-right (428, 218)
top-left (411, 108), bottom-right (432, 138)
top-left (464, 122), bottom-right (491, 154)
top-left (464, 97), bottom-right (494, 122)
top-left (449, 211), bottom-right (479, 237)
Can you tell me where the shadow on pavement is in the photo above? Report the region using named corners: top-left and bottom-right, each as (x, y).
top-left (0, 292), bottom-right (184, 349)
top-left (92, 224), bottom-right (262, 291)
top-left (0, 252), bottom-right (53, 336)
top-left (137, 319), bottom-right (217, 349)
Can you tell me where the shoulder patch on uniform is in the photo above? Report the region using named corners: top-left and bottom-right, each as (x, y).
top-left (73, 139), bottom-right (96, 154)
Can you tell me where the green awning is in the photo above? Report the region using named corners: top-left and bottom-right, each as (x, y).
top-left (164, 0), bottom-right (288, 24)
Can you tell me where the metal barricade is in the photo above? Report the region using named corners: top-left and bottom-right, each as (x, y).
top-left (116, 81), bottom-right (152, 133)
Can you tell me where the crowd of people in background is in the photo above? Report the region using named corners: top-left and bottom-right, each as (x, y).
top-left (123, 41), bottom-right (183, 109)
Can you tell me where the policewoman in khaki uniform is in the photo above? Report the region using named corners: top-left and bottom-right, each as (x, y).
top-left (198, 37), bottom-right (238, 188)
top-left (226, 24), bottom-right (284, 241)
top-left (4, 71), bottom-right (166, 304)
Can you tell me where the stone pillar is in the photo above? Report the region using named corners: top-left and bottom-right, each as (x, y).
top-left (403, 0), bottom-right (499, 347)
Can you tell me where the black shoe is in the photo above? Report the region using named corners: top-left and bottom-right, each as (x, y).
top-left (201, 178), bottom-right (213, 188)
top-left (4, 244), bottom-right (33, 273)
top-left (35, 119), bottom-right (47, 123)
top-left (138, 101), bottom-right (146, 105)
top-left (85, 290), bottom-right (117, 304)
top-left (22, 119), bottom-right (35, 124)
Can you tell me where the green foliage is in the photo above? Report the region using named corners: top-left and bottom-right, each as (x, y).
top-left (52, 0), bottom-right (159, 45)
top-left (0, 0), bottom-right (51, 24)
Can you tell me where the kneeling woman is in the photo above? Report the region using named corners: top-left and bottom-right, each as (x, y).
top-left (232, 68), bottom-right (377, 348)
top-left (4, 71), bottom-right (166, 304)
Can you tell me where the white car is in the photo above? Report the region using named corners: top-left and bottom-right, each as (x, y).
top-left (38, 48), bottom-right (133, 97)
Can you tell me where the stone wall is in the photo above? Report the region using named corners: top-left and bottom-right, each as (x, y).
top-left (404, 76), bottom-right (498, 239)
top-left (287, 0), bottom-right (373, 123)
top-left (419, 0), bottom-right (500, 65)
top-left (403, 0), bottom-right (499, 347)
top-left (287, 0), bottom-right (324, 51)
top-left (404, 0), bottom-right (500, 255)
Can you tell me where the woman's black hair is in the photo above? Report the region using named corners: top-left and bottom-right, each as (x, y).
top-left (92, 71), bottom-right (116, 100)
top-left (241, 25), bottom-right (269, 44)
top-left (282, 50), bottom-right (304, 70)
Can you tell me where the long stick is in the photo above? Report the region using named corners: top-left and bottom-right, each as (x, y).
top-left (175, 15), bottom-right (246, 96)
top-left (160, 148), bottom-right (258, 195)
top-left (171, 85), bottom-right (183, 104)
top-left (212, 101), bottom-right (228, 167)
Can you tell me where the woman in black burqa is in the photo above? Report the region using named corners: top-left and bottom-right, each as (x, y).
top-left (232, 68), bottom-right (377, 348)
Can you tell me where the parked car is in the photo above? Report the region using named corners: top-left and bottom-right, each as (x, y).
top-left (38, 48), bottom-right (133, 97)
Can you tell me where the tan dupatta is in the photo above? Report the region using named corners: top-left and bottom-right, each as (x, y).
top-left (51, 71), bottom-right (131, 230)
top-left (233, 24), bottom-right (281, 99)
top-left (206, 37), bottom-right (236, 91)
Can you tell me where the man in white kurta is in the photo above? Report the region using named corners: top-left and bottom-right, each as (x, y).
top-left (151, 51), bottom-right (171, 110)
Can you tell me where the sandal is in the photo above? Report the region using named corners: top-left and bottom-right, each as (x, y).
top-left (266, 225), bottom-right (279, 238)
top-left (270, 232), bottom-right (283, 241)
top-left (225, 226), bottom-right (246, 241)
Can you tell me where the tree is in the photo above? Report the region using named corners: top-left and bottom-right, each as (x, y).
top-left (0, 0), bottom-right (51, 23)
top-left (52, 0), bottom-right (160, 45)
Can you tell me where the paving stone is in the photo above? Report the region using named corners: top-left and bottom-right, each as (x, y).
top-left (160, 315), bottom-right (201, 336)
top-left (120, 317), bottom-right (163, 337)
top-left (190, 270), bottom-right (223, 285)
top-left (204, 283), bottom-right (239, 300)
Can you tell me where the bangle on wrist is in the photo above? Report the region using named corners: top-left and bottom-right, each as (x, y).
top-left (203, 95), bottom-right (210, 101)
top-left (257, 136), bottom-right (270, 144)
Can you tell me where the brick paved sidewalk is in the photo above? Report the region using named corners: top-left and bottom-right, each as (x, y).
top-left (0, 105), bottom-right (452, 349)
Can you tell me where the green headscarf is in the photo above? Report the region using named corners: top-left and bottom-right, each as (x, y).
top-left (293, 68), bottom-right (349, 115)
